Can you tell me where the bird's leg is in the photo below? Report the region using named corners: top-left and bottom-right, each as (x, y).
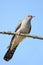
top-left (17, 32), bottom-right (21, 35)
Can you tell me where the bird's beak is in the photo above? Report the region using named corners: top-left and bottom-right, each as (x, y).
top-left (32, 16), bottom-right (35, 18)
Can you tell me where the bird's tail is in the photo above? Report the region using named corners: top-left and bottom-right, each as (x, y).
top-left (4, 46), bottom-right (17, 61)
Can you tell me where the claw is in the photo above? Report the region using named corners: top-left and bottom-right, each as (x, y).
top-left (18, 32), bottom-right (21, 35)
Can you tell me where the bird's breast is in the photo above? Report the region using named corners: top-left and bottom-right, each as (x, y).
top-left (20, 23), bottom-right (31, 33)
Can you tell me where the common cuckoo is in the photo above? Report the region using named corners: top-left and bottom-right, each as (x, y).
top-left (4, 15), bottom-right (35, 61)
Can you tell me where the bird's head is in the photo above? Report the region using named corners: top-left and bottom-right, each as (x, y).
top-left (25, 15), bottom-right (35, 21)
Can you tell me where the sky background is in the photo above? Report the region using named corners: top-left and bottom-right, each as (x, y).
top-left (0, 0), bottom-right (43, 65)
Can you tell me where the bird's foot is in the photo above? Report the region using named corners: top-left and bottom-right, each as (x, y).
top-left (18, 32), bottom-right (21, 35)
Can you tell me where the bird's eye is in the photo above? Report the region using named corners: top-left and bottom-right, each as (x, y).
top-left (28, 15), bottom-right (32, 17)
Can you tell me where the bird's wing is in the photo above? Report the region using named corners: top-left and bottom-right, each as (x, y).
top-left (4, 21), bottom-right (22, 61)
top-left (7, 20), bottom-right (22, 49)
top-left (15, 20), bottom-right (22, 32)
top-left (10, 20), bottom-right (22, 44)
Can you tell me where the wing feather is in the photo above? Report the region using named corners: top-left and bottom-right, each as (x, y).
top-left (9, 21), bottom-right (22, 48)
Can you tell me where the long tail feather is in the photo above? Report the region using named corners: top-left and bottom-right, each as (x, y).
top-left (4, 46), bottom-right (17, 61)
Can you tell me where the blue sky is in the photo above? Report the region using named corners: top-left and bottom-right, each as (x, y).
top-left (0, 0), bottom-right (43, 65)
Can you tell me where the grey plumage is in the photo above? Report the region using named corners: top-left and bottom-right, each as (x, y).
top-left (4, 15), bottom-right (35, 61)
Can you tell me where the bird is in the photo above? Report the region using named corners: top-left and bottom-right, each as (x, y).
top-left (4, 15), bottom-right (35, 61)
